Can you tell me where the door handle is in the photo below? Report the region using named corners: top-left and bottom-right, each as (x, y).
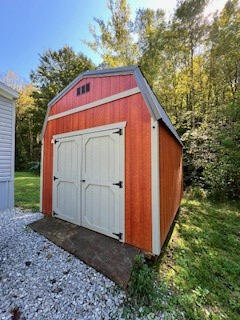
top-left (81, 179), bottom-right (86, 182)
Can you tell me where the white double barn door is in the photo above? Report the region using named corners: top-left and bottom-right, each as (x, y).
top-left (53, 127), bottom-right (124, 241)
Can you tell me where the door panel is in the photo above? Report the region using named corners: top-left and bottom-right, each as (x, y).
top-left (52, 125), bottom-right (124, 241)
top-left (82, 130), bottom-right (123, 239)
top-left (53, 137), bottom-right (81, 225)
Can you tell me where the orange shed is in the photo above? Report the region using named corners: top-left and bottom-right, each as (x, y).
top-left (40, 66), bottom-right (183, 255)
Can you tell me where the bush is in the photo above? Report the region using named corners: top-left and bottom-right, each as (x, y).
top-left (204, 97), bottom-right (240, 200)
top-left (185, 186), bottom-right (207, 201)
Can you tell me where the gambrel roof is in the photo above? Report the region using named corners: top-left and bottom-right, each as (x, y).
top-left (42, 65), bottom-right (182, 145)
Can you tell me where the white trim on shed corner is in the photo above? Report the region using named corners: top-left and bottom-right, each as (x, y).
top-left (40, 140), bottom-right (44, 212)
top-left (47, 87), bottom-right (140, 122)
top-left (52, 121), bottom-right (127, 141)
top-left (151, 118), bottom-right (161, 255)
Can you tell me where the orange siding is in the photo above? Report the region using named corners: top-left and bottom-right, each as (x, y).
top-left (159, 122), bottom-right (183, 246)
top-left (42, 76), bottom-right (152, 252)
top-left (50, 75), bottom-right (137, 116)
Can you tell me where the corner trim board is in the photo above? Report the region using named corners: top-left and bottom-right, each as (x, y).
top-left (47, 87), bottom-right (140, 121)
top-left (151, 118), bottom-right (161, 255)
top-left (40, 141), bottom-right (44, 212)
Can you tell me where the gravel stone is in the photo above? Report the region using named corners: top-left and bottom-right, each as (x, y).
top-left (0, 208), bottom-right (126, 319)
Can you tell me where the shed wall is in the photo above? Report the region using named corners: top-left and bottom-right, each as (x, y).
top-left (0, 95), bottom-right (15, 211)
top-left (49, 75), bottom-right (137, 116)
top-left (159, 122), bottom-right (183, 246)
top-left (42, 82), bottom-right (152, 252)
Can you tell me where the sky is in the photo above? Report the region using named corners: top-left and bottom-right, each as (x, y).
top-left (0, 0), bottom-right (227, 81)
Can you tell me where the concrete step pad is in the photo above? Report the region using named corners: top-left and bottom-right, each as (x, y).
top-left (29, 217), bottom-right (141, 288)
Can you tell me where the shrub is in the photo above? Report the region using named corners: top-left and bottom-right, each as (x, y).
top-left (204, 97), bottom-right (240, 200)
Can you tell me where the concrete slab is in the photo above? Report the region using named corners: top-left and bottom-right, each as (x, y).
top-left (28, 217), bottom-right (140, 288)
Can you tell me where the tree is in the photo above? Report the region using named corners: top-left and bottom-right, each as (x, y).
top-left (15, 85), bottom-right (38, 170)
top-left (85, 0), bottom-right (138, 67)
top-left (31, 46), bottom-right (95, 109)
top-left (30, 46), bottom-right (95, 165)
top-left (204, 95), bottom-right (240, 200)
top-left (207, 0), bottom-right (240, 101)
top-left (0, 70), bottom-right (26, 91)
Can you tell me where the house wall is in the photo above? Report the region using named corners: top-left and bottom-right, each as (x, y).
top-left (159, 122), bottom-right (183, 246)
top-left (0, 95), bottom-right (15, 211)
top-left (42, 75), bottom-right (152, 252)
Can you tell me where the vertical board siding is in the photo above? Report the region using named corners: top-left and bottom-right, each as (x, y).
top-left (42, 83), bottom-right (152, 252)
top-left (49, 75), bottom-right (137, 117)
top-left (0, 95), bottom-right (15, 210)
top-left (159, 122), bottom-right (183, 246)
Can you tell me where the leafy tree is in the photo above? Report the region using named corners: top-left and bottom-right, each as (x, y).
top-left (30, 46), bottom-right (95, 110)
top-left (85, 0), bottom-right (138, 67)
top-left (15, 84), bottom-right (38, 170)
top-left (29, 46), bottom-right (95, 166)
top-left (204, 96), bottom-right (240, 200)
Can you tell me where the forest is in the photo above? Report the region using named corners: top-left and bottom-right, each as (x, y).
top-left (1, 0), bottom-right (240, 200)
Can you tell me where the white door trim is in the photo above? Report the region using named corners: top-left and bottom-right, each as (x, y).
top-left (151, 118), bottom-right (161, 255)
top-left (52, 121), bottom-right (126, 242)
top-left (52, 121), bottom-right (126, 141)
top-left (48, 87), bottom-right (140, 121)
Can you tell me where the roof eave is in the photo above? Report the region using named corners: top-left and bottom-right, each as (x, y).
top-left (0, 82), bottom-right (19, 100)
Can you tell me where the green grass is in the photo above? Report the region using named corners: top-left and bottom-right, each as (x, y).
top-left (15, 171), bottom-right (40, 211)
top-left (128, 195), bottom-right (240, 319)
top-left (158, 196), bottom-right (240, 319)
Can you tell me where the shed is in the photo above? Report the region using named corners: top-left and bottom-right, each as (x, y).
top-left (0, 82), bottom-right (18, 211)
top-left (41, 66), bottom-right (183, 255)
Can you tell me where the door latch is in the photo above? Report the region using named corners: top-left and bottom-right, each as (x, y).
top-left (112, 181), bottom-right (123, 188)
top-left (113, 232), bottom-right (123, 240)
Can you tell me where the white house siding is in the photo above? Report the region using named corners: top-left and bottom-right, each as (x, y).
top-left (0, 95), bottom-right (15, 211)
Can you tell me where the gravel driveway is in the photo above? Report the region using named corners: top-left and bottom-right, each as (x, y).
top-left (0, 209), bottom-right (125, 320)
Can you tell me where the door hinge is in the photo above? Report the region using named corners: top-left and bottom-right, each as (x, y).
top-left (113, 128), bottom-right (122, 135)
top-left (53, 176), bottom-right (58, 181)
top-left (54, 139), bottom-right (59, 144)
top-left (112, 181), bottom-right (123, 188)
top-left (113, 232), bottom-right (123, 240)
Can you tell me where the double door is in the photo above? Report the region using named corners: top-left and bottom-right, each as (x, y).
top-left (52, 126), bottom-right (124, 241)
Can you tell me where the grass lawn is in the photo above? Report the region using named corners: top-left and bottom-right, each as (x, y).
top-left (156, 196), bottom-right (240, 320)
top-left (15, 171), bottom-right (40, 211)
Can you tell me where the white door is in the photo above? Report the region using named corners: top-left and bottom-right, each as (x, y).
top-left (81, 129), bottom-right (124, 240)
top-left (53, 136), bottom-right (81, 225)
top-left (52, 124), bottom-right (124, 241)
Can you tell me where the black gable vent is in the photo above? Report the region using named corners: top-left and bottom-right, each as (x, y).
top-left (76, 83), bottom-right (90, 96)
